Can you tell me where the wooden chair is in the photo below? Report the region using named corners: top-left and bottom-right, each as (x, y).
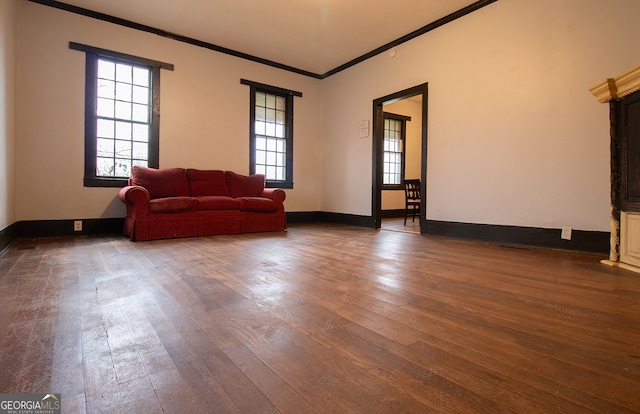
top-left (404, 179), bottom-right (421, 225)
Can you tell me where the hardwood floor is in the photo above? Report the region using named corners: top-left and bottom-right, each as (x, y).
top-left (381, 217), bottom-right (421, 234)
top-left (0, 223), bottom-right (639, 413)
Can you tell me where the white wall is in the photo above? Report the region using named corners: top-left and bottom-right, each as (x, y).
top-left (0, 0), bottom-right (17, 231)
top-left (322, 0), bottom-right (640, 232)
top-left (14, 0), bottom-right (640, 233)
top-left (15, 1), bottom-right (323, 221)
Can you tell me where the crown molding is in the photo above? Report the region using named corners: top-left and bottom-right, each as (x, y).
top-left (28, 0), bottom-right (498, 80)
top-left (590, 64), bottom-right (640, 103)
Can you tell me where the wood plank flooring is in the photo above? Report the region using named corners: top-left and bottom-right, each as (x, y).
top-left (0, 222), bottom-right (639, 413)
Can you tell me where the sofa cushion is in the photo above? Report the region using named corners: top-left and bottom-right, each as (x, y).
top-left (149, 197), bottom-right (199, 213)
top-left (196, 196), bottom-right (239, 211)
top-left (225, 171), bottom-right (265, 198)
top-left (132, 166), bottom-right (189, 199)
top-left (237, 197), bottom-right (278, 212)
top-left (186, 169), bottom-right (230, 197)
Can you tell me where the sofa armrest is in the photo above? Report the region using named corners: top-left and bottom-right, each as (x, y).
top-left (261, 188), bottom-right (286, 204)
top-left (118, 185), bottom-right (151, 218)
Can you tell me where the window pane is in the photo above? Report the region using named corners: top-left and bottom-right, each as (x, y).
top-left (115, 101), bottom-right (132, 120)
top-left (132, 142), bottom-right (148, 159)
top-left (132, 86), bottom-right (149, 105)
top-left (114, 158), bottom-right (131, 177)
top-left (98, 60), bottom-right (115, 80)
top-left (116, 82), bottom-right (131, 101)
top-left (97, 98), bottom-right (114, 118)
top-left (115, 140), bottom-right (131, 158)
top-left (265, 94), bottom-right (276, 109)
top-left (115, 121), bottom-right (131, 139)
top-left (97, 157), bottom-right (114, 176)
top-left (132, 104), bottom-right (148, 122)
top-left (132, 67), bottom-right (149, 87)
top-left (265, 123), bottom-right (275, 137)
top-left (256, 137), bottom-right (266, 150)
top-left (266, 165), bottom-right (276, 180)
top-left (97, 79), bottom-right (114, 99)
top-left (266, 108), bottom-right (276, 122)
top-left (256, 150), bottom-right (266, 164)
top-left (255, 120), bottom-right (266, 135)
top-left (132, 124), bottom-right (148, 142)
top-left (256, 107), bottom-right (266, 122)
top-left (97, 138), bottom-right (114, 158)
top-left (256, 92), bottom-right (266, 107)
top-left (275, 124), bottom-right (285, 138)
top-left (97, 119), bottom-right (114, 138)
top-left (275, 96), bottom-right (286, 111)
top-left (115, 63), bottom-right (132, 83)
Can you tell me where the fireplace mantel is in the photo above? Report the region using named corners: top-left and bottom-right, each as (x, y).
top-left (591, 64), bottom-right (640, 273)
top-left (590, 64), bottom-right (640, 103)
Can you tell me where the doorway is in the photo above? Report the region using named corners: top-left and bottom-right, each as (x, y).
top-left (372, 83), bottom-right (428, 233)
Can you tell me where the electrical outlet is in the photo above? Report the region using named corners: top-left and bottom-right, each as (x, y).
top-left (74, 220), bottom-right (82, 232)
top-left (561, 226), bottom-right (572, 240)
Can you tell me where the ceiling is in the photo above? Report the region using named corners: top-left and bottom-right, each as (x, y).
top-left (47, 0), bottom-right (490, 77)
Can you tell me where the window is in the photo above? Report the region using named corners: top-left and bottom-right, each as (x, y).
top-left (242, 79), bottom-right (301, 189)
top-left (382, 112), bottom-right (410, 188)
top-left (70, 43), bottom-right (173, 187)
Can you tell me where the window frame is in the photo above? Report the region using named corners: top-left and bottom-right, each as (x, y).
top-left (382, 112), bottom-right (411, 190)
top-left (242, 79), bottom-right (301, 189)
top-left (70, 42), bottom-right (173, 187)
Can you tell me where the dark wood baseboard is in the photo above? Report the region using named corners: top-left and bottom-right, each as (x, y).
top-left (0, 222), bottom-right (20, 256)
top-left (425, 220), bottom-right (609, 254)
top-left (288, 212), bottom-right (609, 253)
top-left (286, 211), bottom-right (323, 224)
top-left (1, 218), bottom-right (122, 257)
top-left (15, 218), bottom-right (125, 238)
top-left (381, 209), bottom-right (405, 218)
top-left (1, 215), bottom-right (610, 255)
top-left (287, 211), bottom-right (375, 228)
top-left (321, 212), bottom-right (375, 228)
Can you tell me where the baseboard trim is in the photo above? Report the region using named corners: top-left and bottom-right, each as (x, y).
top-left (0, 218), bottom-right (124, 257)
top-left (1, 215), bottom-right (609, 254)
top-left (287, 211), bottom-right (375, 228)
top-left (321, 212), bottom-right (375, 228)
top-left (425, 220), bottom-right (609, 254)
top-left (286, 211), bottom-right (323, 224)
top-left (381, 209), bottom-right (405, 218)
top-left (11, 218), bottom-right (124, 239)
top-left (0, 222), bottom-right (20, 256)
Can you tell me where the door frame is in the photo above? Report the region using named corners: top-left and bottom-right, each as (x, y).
top-left (372, 83), bottom-right (429, 232)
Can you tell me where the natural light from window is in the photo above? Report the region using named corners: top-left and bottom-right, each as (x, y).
top-left (96, 59), bottom-right (151, 178)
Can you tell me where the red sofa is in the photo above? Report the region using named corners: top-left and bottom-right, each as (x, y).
top-left (118, 167), bottom-right (286, 241)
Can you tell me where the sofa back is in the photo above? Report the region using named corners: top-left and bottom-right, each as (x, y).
top-left (131, 166), bottom-right (189, 199)
top-left (186, 169), bottom-right (229, 196)
top-left (224, 171), bottom-right (266, 198)
top-left (131, 167), bottom-right (267, 199)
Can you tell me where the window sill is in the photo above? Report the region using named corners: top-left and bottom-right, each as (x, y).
top-left (84, 177), bottom-right (128, 188)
